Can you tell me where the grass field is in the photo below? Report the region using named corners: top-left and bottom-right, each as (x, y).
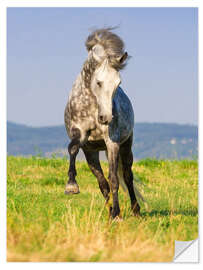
top-left (7, 156), bottom-right (198, 262)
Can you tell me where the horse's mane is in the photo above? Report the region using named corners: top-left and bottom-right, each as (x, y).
top-left (85, 28), bottom-right (129, 70)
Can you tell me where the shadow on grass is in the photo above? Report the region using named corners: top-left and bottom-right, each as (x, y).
top-left (142, 209), bottom-right (198, 217)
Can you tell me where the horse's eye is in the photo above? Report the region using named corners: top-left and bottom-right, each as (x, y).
top-left (97, 81), bottom-right (102, 87)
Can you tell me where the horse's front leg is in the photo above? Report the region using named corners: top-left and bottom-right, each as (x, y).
top-left (106, 141), bottom-right (120, 219)
top-left (65, 128), bottom-right (81, 195)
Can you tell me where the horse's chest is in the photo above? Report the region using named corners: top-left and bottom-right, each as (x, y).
top-left (88, 127), bottom-right (103, 141)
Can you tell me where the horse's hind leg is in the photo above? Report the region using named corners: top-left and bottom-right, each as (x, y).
top-left (120, 135), bottom-right (140, 216)
top-left (65, 128), bottom-right (81, 194)
top-left (82, 149), bottom-right (110, 201)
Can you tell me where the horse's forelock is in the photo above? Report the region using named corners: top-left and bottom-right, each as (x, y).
top-left (85, 28), bottom-right (128, 71)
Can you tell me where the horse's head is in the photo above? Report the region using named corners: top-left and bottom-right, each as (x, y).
top-left (90, 44), bottom-right (128, 125)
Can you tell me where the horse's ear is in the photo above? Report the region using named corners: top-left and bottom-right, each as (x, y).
top-left (118, 52), bottom-right (128, 64)
top-left (92, 44), bottom-right (106, 62)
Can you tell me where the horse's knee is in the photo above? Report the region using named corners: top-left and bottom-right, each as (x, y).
top-left (108, 173), bottom-right (118, 192)
top-left (68, 144), bottom-right (79, 155)
top-left (68, 128), bottom-right (81, 154)
top-left (70, 127), bottom-right (81, 140)
top-left (112, 180), bottom-right (119, 193)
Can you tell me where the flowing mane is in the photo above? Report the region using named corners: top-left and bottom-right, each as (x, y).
top-left (85, 28), bottom-right (129, 70)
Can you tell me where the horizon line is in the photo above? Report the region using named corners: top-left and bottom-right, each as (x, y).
top-left (7, 120), bottom-right (198, 129)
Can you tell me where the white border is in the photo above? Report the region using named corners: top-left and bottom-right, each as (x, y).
top-left (2, 0), bottom-right (202, 8)
top-left (0, 0), bottom-right (7, 267)
top-left (0, 0), bottom-right (201, 269)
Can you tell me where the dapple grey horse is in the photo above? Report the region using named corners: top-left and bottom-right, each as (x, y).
top-left (64, 28), bottom-right (141, 219)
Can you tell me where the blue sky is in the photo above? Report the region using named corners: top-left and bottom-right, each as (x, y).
top-left (7, 7), bottom-right (198, 127)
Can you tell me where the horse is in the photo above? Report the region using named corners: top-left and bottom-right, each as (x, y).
top-left (64, 28), bottom-right (142, 219)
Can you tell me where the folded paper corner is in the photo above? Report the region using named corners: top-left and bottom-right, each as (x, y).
top-left (173, 238), bottom-right (199, 263)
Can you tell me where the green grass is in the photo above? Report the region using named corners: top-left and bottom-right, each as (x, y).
top-left (7, 156), bottom-right (198, 262)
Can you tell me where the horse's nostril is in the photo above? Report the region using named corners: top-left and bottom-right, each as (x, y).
top-left (99, 115), bottom-right (109, 124)
top-left (99, 115), bottom-right (104, 122)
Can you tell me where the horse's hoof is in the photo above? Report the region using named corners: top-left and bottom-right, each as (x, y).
top-left (64, 183), bottom-right (80, 195)
top-left (134, 211), bottom-right (141, 217)
top-left (113, 216), bottom-right (123, 222)
top-left (109, 215), bottom-right (123, 223)
top-left (132, 203), bottom-right (141, 217)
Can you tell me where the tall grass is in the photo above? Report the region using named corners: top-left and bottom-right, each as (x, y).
top-left (7, 156), bottom-right (198, 262)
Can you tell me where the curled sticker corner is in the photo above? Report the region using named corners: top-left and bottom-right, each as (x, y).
top-left (173, 238), bottom-right (199, 262)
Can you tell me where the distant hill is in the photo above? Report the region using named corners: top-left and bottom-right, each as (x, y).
top-left (7, 121), bottom-right (198, 160)
top-left (133, 123), bottom-right (198, 159)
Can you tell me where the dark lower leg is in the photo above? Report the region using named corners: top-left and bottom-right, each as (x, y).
top-left (83, 150), bottom-right (110, 201)
top-left (123, 164), bottom-right (140, 215)
top-left (107, 145), bottom-right (120, 219)
top-left (120, 137), bottom-right (140, 216)
top-left (68, 145), bottom-right (79, 184)
top-left (65, 131), bottom-right (80, 194)
top-left (110, 179), bottom-right (120, 219)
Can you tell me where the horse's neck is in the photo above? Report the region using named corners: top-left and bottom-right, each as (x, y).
top-left (71, 57), bottom-right (97, 99)
top-left (81, 57), bottom-right (98, 89)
